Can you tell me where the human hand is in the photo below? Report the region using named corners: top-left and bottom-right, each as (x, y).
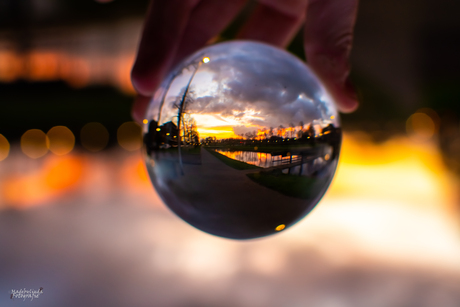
top-left (131, 0), bottom-right (359, 123)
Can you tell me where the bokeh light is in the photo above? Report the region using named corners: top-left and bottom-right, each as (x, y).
top-left (21, 129), bottom-right (49, 159)
top-left (26, 51), bottom-right (60, 82)
top-left (117, 121), bottom-right (142, 151)
top-left (47, 126), bottom-right (75, 156)
top-left (406, 111), bottom-right (437, 141)
top-left (0, 50), bottom-right (22, 82)
top-left (275, 224), bottom-right (285, 231)
top-left (80, 122), bottom-right (109, 152)
top-left (0, 134), bottom-right (10, 161)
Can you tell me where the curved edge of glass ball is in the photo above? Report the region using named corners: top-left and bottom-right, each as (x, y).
top-left (143, 40), bottom-right (342, 240)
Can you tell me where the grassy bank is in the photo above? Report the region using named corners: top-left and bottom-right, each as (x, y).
top-left (246, 172), bottom-right (329, 199)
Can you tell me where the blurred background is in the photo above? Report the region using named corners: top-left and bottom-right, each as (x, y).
top-left (1, 0), bottom-right (460, 306)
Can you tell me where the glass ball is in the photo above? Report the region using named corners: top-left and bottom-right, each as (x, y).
top-left (143, 41), bottom-right (341, 239)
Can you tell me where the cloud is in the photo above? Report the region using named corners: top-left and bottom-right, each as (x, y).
top-left (159, 41), bottom-right (337, 130)
top-left (194, 42), bottom-right (333, 127)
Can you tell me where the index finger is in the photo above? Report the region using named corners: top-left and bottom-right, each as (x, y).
top-left (131, 0), bottom-right (247, 122)
top-left (304, 0), bottom-right (359, 112)
top-left (131, 0), bottom-right (200, 97)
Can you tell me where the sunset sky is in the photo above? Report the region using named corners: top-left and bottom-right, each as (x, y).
top-left (148, 42), bottom-right (338, 140)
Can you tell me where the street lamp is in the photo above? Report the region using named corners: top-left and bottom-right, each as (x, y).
top-left (176, 56), bottom-right (210, 173)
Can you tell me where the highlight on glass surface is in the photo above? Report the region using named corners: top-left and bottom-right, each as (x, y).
top-left (143, 41), bottom-right (341, 239)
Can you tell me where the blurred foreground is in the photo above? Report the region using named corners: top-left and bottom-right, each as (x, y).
top-left (0, 134), bottom-right (459, 307)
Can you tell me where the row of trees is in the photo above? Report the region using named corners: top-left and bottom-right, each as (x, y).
top-left (236, 122), bottom-right (317, 140)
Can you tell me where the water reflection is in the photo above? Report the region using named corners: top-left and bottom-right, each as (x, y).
top-left (143, 41), bottom-right (341, 239)
top-left (214, 145), bottom-right (334, 175)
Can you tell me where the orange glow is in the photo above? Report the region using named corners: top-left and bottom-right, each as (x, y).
top-left (44, 156), bottom-right (84, 191)
top-left (256, 129), bottom-right (267, 140)
top-left (120, 157), bottom-right (150, 187)
top-left (0, 47), bottom-right (137, 95)
top-left (257, 152), bottom-right (269, 161)
top-left (55, 53), bottom-right (93, 88)
top-left (0, 49), bottom-right (126, 90)
top-left (1, 155), bottom-right (84, 208)
top-left (26, 51), bottom-right (60, 81)
top-left (47, 126), bottom-right (75, 155)
top-left (21, 129), bottom-right (49, 159)
top-left (65, 57), bottom-right (91, 88)
top-left (275, 224), bottom-right (286, 231)
top-left (216, 151), bottom-right (239, 161)
top-left (197, 126), bottom-right (242, 139)
top-left (0, 134), bottom-right (10, 161)
top-left (0, 50), bottom-right (22, 82)
top-left (143, 119), bottom-right (148, 124)
top-left (117, 156), bottom-right (165, 208)
top-left (117, 54), bottom-right (136, 94)
top-left (118, 121), bottom-right (142, 151)
top-left (329, 133), bottom-right (455, 213)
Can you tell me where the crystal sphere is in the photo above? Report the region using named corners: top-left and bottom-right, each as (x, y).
top-left (143, 41), bottom-right (341, 239)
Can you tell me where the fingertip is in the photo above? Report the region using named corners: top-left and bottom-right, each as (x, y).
top-left (340, 78), bottom-right (359, 113)
top-left (336, 94), bottom-right (359, 113)
top-left (132, 95), bottom-right (152, 124)
top-left (307, 55), bottom-right (358, 113)
top-left (315, 71), bottom-right (359, 113)
top-left (329, 77), bottom-right (359, 113)
top-left (130, 67), bottom-right (158, 97)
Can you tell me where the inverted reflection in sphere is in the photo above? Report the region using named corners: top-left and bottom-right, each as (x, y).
top-left (143, 41), bottom-right (341, 239)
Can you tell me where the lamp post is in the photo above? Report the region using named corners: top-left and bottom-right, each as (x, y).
top-left (177, 56), bottom-right (210, 174)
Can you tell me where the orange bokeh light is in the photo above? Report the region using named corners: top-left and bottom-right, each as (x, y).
top-left (0, 134), bottom-right (10, 161)
top-left (0, 50), bottom-right (22, 82)
top-left (21, 129), bottom-right (49, 159)
top-left (47, 126), bottom-right (75, 156)
top-left (26, 51), bottom-right (60, 81)
top-left (406, 112), bottom-right (436, 141)
top-left (118, 121), bottom-right (142, 151)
